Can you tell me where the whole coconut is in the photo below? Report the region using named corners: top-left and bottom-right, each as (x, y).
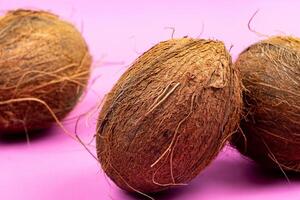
top-left (96, 38), bottom-right (242, 193)
top-left (0, 10), bottom-right (91, 133)
top-left (232, 36), bottom-right (300, 172)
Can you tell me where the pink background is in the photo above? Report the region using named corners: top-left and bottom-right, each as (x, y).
top-left (1, 1), bottom-right (300, 199)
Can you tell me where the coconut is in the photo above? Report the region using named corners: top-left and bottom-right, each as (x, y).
top-left (96, 38), bottom-right (242, 193)
top-left (0, 10), bottom-right (91, 133)
top-left (231, 36), bottom-right (300, 172)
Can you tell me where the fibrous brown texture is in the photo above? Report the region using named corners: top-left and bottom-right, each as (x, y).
top-left (96, 38), bottom-right (242, 193)
top-left (232, 36), bottom-right (300, 172)
top-left (0, 10), bottom-right (91, 133)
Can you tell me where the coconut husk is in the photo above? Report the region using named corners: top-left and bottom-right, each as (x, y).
top-left (0, 10), bottom-right (91, 133)
top-left (96, 38), bottom-right (242, 193)
top-left (232, 36), bottom-right (300, 172)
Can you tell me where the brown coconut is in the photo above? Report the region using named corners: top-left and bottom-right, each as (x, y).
top-left (96, 38), bottom-right (242, 193)
top-left (0, 10), bottom-right (91, 133)
top-left (231, 36), bottom-right (300, 172)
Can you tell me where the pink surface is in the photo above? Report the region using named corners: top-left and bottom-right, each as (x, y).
top-left (1, 1), bottom-right (300, 200)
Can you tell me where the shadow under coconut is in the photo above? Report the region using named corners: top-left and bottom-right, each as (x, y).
top-left (0, 127), bottom-right (54, 145)
top-left (122, 188), bottom-right (185, 200)
top-left (258, 166), bottom-right (300, 181)
top-left (122, 149), bottom-right (300, 200)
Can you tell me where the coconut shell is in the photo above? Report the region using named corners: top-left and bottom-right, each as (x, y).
top-left (231, 36), bottom-right (300, 172)
top-left (96, 38), bottom-right (242, 193)
top-left (0, 10), bottom-right (91, 133)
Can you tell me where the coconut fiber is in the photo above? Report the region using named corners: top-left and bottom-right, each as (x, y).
top-left (232, 36), bottom-right (300, 172)
top-left (96, 38), bottom-right (242, 193)
top-left (0, 10), bottom-right (91, 133)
